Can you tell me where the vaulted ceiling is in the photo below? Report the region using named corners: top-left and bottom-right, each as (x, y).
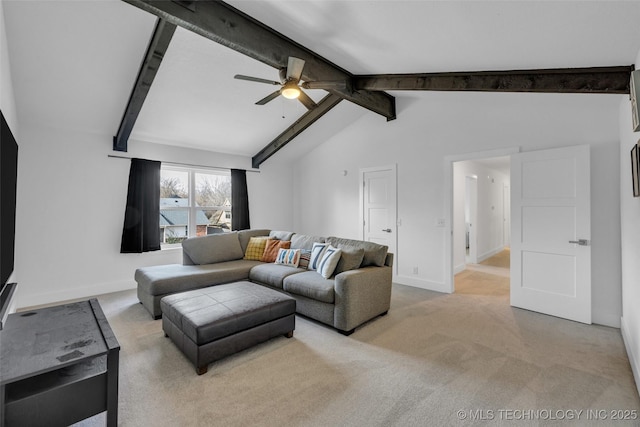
top-left (4, 0), bottom-right (640, 166)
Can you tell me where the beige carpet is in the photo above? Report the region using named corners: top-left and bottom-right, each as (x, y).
top-left (480, 248), bottom-right (511, 269)
top-left (78, 272), bottom-right (637, 426)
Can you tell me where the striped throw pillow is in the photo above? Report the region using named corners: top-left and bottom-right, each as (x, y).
top-left (298, 249), bottom-right (312, 269)
top-left (275, 248), bottom-right (301, 267)
top-left (308, 242), bottom-right (328, 270)
top-left (317, 245), bottom-right (342, 279)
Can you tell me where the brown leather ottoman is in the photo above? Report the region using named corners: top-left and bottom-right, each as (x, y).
top-left (161, 281), bottom-right (296, 374)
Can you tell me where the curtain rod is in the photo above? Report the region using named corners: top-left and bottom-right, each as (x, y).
top-left (107, 154), bottom-right (260, 173)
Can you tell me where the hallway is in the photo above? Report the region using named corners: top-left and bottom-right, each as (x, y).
top-left (455, 249), bottom-right (510, 297)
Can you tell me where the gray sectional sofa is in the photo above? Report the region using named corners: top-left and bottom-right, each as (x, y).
top-left (135, 229), bottom-right (393, 335)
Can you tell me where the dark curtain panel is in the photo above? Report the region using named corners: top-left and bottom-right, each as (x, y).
top-left (231, 169), bottom-right (250, 230)
top-left (120, 158), bottom-right (161, 253)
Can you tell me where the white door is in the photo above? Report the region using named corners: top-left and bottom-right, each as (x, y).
top-left (511, 145), bottom-right (591, 324)
top-left (361, 166), bottom-right (397, 265)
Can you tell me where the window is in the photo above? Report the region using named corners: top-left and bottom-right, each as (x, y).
top-left (160, 166), bottom-right (232, 248)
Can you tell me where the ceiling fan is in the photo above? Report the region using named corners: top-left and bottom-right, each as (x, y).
top-left (234, 57), bottom-right (346, 110)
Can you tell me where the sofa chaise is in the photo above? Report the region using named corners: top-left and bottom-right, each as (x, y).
top-left (135, 229), bottom-right (393, 335)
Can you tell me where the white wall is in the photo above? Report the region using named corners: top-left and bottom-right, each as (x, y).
top-left (293, 90), bottom-right (622, 327)
top-left (12, 127), bottom-right (293, 308)
top-left (453, 160), bottom-right (509, 273)
top-left (620, 49), bottom-right (640, 395)
top-left (0, 0), bottom-right (292, 310)
top-left (0, 1), bottom-right (17, 133)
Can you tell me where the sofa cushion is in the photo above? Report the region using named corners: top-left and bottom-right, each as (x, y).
top-left (182, 232), bottom-right (244, 265)
top-left (244, 236), bottom-right (269, 261)
top-left (290, 234), bottom-right (325, 250)
top-left (237, 229), bottom-right (270, 253)
top-left (317, 246), bottom-right (342, 279)
top-left (249, 263), bottom-right (305, 289)
top-left (326, 237), bottom-right (388, 267)
top-left (275, 248), bottom-right (301, 267)
top-left (334, 247), bottom-right (365, 275)
top-left (135, 260), bottom-right (261, 296)
top-left (283, 271), bottom-right (335, 303)
top-left (269, 230), bottom-right (295, 241)
top-left (261, 239), bottom-right (291, 262)
top-left (308, 242), bottom-right (328, 270)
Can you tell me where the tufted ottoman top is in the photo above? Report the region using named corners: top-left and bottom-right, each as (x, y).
top-left (160, 281), bottom-right (296, 345)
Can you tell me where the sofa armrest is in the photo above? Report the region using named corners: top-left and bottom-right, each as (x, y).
top-left (183, 250), bottom-right (195, 265)
top-left (385, 253), bottom-right (394, 268)
top-left (333, 265), bottom-right (392, 332)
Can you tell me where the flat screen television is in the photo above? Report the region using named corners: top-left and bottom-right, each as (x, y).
top-left (1, 109), bottom-right (18, 329)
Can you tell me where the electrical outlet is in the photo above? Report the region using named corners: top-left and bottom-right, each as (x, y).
top-left (436, 218), bottom-right (446, 228)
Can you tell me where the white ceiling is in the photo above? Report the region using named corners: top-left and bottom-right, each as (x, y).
top-left (4, 0), bottom-right (640, 160)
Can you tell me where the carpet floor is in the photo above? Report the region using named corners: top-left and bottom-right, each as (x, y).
top-left (77, 258), bottom-right (638, 426)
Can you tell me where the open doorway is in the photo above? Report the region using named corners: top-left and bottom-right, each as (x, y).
top-left (452, 157), bottom-right (511, 296)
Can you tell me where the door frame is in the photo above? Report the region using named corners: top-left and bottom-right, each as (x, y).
top-left (503, 182), bottom-right (511, 247)
top-left (359, 164), bottom-right (398, 276)
top-left (465, 175), bottom-right (478, 265)
top-left (443, 148), bottom-right (520, 293)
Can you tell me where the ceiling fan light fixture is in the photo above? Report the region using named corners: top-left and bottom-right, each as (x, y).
top-left (281, 81), bottom-right (301, 99)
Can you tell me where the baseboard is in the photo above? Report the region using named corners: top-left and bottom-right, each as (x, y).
top-left (621, 316), bottom-right (640, 398)
top-left (592, 311), bottom-right (621, 328)
top-left (394, 275), bottom-right (449, 293)
top-left (453, 263), bottom-right (465, 275)
top-left (477, 246), bottom-right (505, 263)
top-left (17, 280), bottom-right (136, 310)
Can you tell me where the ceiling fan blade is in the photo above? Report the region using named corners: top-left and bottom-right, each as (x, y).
top-left (234, 74), bottom-right (281, 85)
top-left (302, 80), bottom-right (348, 91)
top-left (297, 89), bottom-right (317, 110)
top-left (286, 57), bottom-right (305, 82)
top-left (255, 90), bottom-right (282, 105)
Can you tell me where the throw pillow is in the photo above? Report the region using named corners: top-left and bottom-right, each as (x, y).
top-left (238, 229), bottom-right (270, 253)
top-left (275, 248), bottom-right (301, 267)
top-left (298, 249), bottom-right (312, 269)
top-left (261, 239), bottom-right (291, 263)
top-left (308, 242), bottom-right (328, 271)
top-left (244, 236), bottom-right (269, 261)
top-left (334, 247), bottom-right (365, 275)
top-left (317, 245), bottom-right (342, 279)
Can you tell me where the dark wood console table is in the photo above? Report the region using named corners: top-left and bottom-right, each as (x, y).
top-left (0, 299), bottom-right (120, 426)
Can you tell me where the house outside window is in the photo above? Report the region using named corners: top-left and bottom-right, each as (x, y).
top-left (160, 166), bottom-right (232, 248)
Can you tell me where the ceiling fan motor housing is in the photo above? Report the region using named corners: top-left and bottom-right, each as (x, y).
top-left (279, 68), bottom-right (288, 83)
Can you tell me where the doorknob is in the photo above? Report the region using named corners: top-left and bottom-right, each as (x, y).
top-left (382, 229), bottom-right (392, 233)
top-left (569, 239), bottom-right (589, 246)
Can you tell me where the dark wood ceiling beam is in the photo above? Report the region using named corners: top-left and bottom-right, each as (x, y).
top-left (354, 66), bottom-right (634, 94)
top-left (121, 0), bottom-right (396, 121)
top-left (252, 94), bottom-right (342, 168)
top-left (113, 18), bottom-right (176, 152)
